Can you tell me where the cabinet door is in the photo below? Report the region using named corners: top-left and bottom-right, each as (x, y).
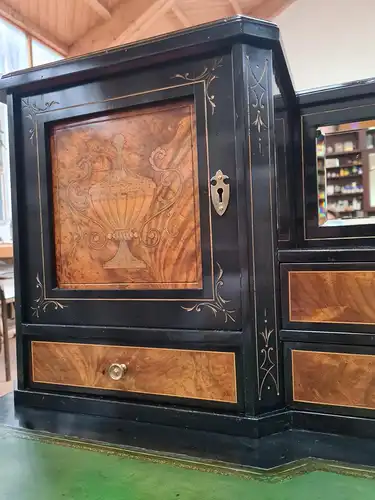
top-left (17, 54), bottom-right (243, 330)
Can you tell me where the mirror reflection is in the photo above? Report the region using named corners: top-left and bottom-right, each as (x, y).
top-left (316, 120), bottom-right (375, 226)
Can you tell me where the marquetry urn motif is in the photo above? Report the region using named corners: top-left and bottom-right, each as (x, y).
top-left (51, 100), bottom-right (202, 290)
top-left (88, 134), bottom-right (157, 270)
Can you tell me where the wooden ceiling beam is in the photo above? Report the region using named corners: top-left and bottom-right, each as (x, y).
top-left (112, 0), bottom-right (175, 46)
top-left (68, 0), bottom-right (155, 56)
top-left (82, 0), bottom-right (111, 20)
top-left (171, 4), bottom-right (191, 27)
top-left (228, 0), bottom-right (242, 14)
top-left (70, 0), bottom-right (295, 57)
top-left (0, 0), bottom-right (68, 55)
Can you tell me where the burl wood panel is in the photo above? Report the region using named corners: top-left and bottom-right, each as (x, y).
top-left (31, 341), bottom-right (237, 403)
top-left (289, 271), bottom-right (375, 324)
top-left (51, 99), bottom-right (202, 290)
top-left (292, 349), bottom-right (375, 409)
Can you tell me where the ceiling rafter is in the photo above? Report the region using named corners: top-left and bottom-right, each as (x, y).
top-left (69, 0), bottom-right (294, 57)
top-left (82, 0), bottom-right (112, 20)
top-left (171, 4), bottom-right (191, 27)
top-left (0, 0), bottom-right (68, 55)
top-left (112, 0), bottom-right (175, 46)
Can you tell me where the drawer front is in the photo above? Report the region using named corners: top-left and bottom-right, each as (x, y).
top-left (31, 341), bottom-right (237, 403)
top-left (281, 264), bottom-right (375, 331)
top-left (290, 348), bottom-right (375, 410)
top-left (288, 270), bottom-right (375, 325)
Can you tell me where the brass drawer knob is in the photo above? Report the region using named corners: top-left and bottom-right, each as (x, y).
top-left (108, 363), bottom-right (127, 380)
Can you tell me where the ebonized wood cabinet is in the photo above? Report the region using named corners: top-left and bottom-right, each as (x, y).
top-left (278, 78), bottom-right (375, 437)
top-left (6, 13), bottom-right (375, 445)
top-left (5, 11), bottom-right (375, 446)
top-left (0, 16), bottom-right (297, 439)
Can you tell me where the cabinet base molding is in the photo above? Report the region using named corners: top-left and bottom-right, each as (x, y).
top-left (14, 390), bottom-right (288, 439)
top-left (291, 410), bottom-right (375, 440)
top-left (15, 390), bottom-right (375, 442)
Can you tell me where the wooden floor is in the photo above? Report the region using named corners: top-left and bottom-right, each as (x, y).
top-left (0, 335), bottom-right (16, 396)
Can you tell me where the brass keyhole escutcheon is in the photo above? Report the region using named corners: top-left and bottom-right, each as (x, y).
top-left (108, 363), bottom-right (127, 381)
top-left (210, 170), bottom-right (230, 216)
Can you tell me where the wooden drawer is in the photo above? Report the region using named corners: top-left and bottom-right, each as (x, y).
top-left (291, 348), bottom-right (375, 410)
top-left (288, 269), bottom-right (375, 325)
top-left (31, 341), bottom-right (237, 403)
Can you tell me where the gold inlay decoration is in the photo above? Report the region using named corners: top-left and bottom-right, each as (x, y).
top-left (173, 58), bottom-right (223, 114)
top-left (31, 273), bottom-right (67, 318)
top-left (21, 97), bottom-right (59, 143)
top-left (182, 263), bottom-right (235, 323)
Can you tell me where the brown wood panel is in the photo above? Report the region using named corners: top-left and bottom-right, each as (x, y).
top-left (31, 341), bottom-right (237, 403)
top-left (0, 244), bottom-right (13, 259)
top-left (51, 99), bottom-right (202, 290)
top-left (292, 349), bottom-right (375, 409)
top-left (289, 270), bottom-right (375, 324)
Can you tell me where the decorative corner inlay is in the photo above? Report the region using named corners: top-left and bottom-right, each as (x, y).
top-left (173, 58), bottom-right (223, 115)
top-left (247, 57), bottom-right (269, 154)
top-left (258, 309), bottom-right (279, 398)
top-left (181, 263), bottom-right (235, 323)
top-left (31, 274), bottom-right (66, 318)
top-left (21, 97), bottom-right (59, 143)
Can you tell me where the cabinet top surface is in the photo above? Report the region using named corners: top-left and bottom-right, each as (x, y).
top-left (0, 16), bottom-right (281, 96)
top-left (298, 77), bottom-right (375, 109)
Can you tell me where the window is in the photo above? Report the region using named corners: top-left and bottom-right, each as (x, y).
top-left (0, 17), bottom-right (28, 75)
top-left (0, 102), bottom-right (11, 241)
top-left (0, 15), bottom-right (64, 241)
top-left (32, 38), bottom-right (63, 67)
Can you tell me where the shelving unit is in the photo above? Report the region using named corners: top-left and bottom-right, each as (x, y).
top-left (317, 127), bottom-right (366, 222)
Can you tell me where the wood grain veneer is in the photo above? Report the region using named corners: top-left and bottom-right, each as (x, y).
top-left (0, 244), bottom-right (13, 259)
top-left (289, 270), bottom-right (375, 324)
top-left (31, 341), bottom-right (237, 403)
top-left (292, 349), bottom-right (375, 409)
top-left (51, 99), bottom-right (202, 290)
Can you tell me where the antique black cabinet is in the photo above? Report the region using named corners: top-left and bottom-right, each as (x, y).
top-left (6, 12), bottom-right (375, 447)
top-left (1, 16), bottom-right (297, 438)
top-left (279, 77), bottom-right (375, 438)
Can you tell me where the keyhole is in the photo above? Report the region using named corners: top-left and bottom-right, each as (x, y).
top-left (217, 187), bottom-right (223, 203)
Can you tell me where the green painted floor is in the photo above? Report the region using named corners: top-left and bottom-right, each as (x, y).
top-left (0, 426), bottom-right (375, 499)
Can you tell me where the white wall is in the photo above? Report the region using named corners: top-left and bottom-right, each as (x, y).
top-left (274, 0), bottom-right (375, 91)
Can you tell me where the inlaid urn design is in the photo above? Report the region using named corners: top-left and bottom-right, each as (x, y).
top-left (88, 135), bottom-right (156, 269)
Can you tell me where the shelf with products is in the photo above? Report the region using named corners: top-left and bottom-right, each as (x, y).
top-left (338, 209), bottom-right (360, 214)
top-left (324, 129), bottom-right (359, 157)
top-left (316, 124), bottom-right (375, 220)
top-left (325, 163), bottom-right (362, 169)
top-left (324, 129), bottom-right (364, 137)
top-left (325, 150), bottom-right (362, 158)
top-left (327, 175), bottom-right (362, 181)
top-left (316, 127), bottom-right (367, 221)
top-left (327, 192), bottom-right (363, 198)
top-left (328, 197), bottom-right (363, 213)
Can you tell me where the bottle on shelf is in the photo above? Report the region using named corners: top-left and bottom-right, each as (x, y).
top-left (367, 132), bottom-right (374, 149)
top-left (344, 141), bottom-right (354, 152)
